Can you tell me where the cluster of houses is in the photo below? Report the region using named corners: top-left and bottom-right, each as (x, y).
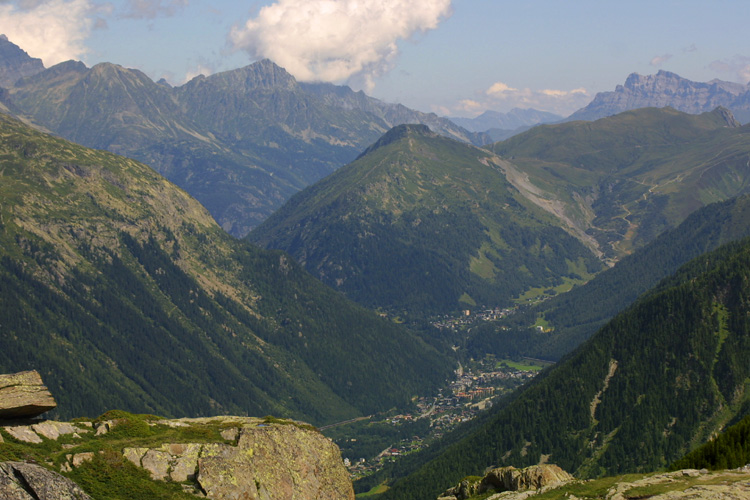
top-left (343, 358), bottom-right (550, 480)
top-left (430, 306), bottom-right (517, 330)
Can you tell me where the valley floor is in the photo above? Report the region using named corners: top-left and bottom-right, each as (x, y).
top-left (324, 356), bottom-right (548, 482)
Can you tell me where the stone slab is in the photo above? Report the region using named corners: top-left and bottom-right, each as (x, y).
top-left (0, 371), bottom-right (56, 419)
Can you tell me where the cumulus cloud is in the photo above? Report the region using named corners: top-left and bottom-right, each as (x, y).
top-left (650, 53), bottom-right (673, 67)
top-left (120, 0), bottom-right (187, 19)
top-left (486, 81), bottom-right (517, 95)
top-left (0, 0), bottom-right (94, 66)
top-left (183, 62), bottom-right (215, 83)
top-left (228, 0), bottom-right (453, 91)
top-left (709, 56), bottom-right (750, 84)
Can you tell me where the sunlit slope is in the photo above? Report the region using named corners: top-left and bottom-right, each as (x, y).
top-left (491, 107), bottom-right (750, 261)
top-left (250, 124), bottom-right (603, 316)
top-left (0, 113), bottom-right (451, 423)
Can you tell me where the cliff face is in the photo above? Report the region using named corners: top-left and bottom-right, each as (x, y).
top-left (0, 414), bottom-right (354, 500)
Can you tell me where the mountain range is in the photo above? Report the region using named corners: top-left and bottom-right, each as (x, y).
top-left (568, 70), bottom-right (750, 123)
top-left (249, 107), bottom-right (750, 318)
top-left (0, 36), bottom-right (485, 237)
top-left (5, 33), bottom-right (750, 500)
top-left (0, 112), bottom-right (451, 423)
top-left (249, 124), bottom-right (603, 316)
top-left (449, 108), bottom-right (562, 140)
top-left (490, 106), bottom-right (750, 262)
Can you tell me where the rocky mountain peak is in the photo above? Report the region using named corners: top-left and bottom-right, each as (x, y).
top-left (182, 58), bottom-right (299, 93)
top-left (714, 106), bottom-right (742, 127)
top-left (569, 71), bottom-right (750, 123)
top-left (0, 35), bottom-right (44, 88)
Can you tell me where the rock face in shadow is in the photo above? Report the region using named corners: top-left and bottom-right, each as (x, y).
top-left (0, 36), bottom-right (44, 88)
top-left (0, 371), bottom-right (57, 419)
top-left (0, 461), bottom-right (91, 500)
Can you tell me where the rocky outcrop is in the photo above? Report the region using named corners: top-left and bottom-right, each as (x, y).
top-left (123, 416), bottom-right (355, 500)
top-left (86, 415), bottom-right (353, 498)
top-left (439, 467), bottom-right (750, 500)
top-left (0, 371), bottom-right (57, 419)
top-left (482, 464), bottom-right (573, 492)
top-left (604, 468), bottom-right (750, 500)
top-left (568, 70), bottom-right (750, 123)
top-left (2, 420), bottom-right (90, 445)
top-left (438, 464), bottom-right (573, 500)
top-left (2, 411), bottom-right (354, 499)
top-left (0, 461), bottom-right (91, 500)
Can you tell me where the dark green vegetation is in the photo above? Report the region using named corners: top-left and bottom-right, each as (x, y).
top-left (2, 53), bottom-right (483, 236)
top-left (671, 414), bottom-right (750, 471)
top-left (380, 237), bottom-right (750, 500)
top-left (468, 194), bottom-right (750, 360)
top-left (249, 124), bottom-right (603, 316)
top-left (0, 112), bottom-right (452, 423)
top-left (490, 107), bottom-right (750, 261)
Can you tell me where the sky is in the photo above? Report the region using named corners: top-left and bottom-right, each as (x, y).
top-left (1, 0), bottom-right (749, 118)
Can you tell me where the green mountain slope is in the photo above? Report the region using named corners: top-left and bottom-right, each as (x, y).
top-left (468, 194), bottom-right (750, 360)
top-left (0, 112), bottom-right (451, 423)
top-left (671, 414), bottom-right (750, 471)
top-left (4, 57), bottom-right (483, 236)
top-left (249, 124), bottom-right (603, 317)
top-left (491, 107), bottom-right (750, 261)
top-left (382, 237), bottom-right (750, 500)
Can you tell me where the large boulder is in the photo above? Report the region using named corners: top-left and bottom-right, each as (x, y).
top-left (123, 416), bottom-right (355, 500)
top-left (438, 464), bottom-right (574, 500)
top-left (481, 464), bottom-right (573, 492)
top-left (0, 371), bottom-right (56, 419)
top-left (0, 461), bottom-right (91, 500)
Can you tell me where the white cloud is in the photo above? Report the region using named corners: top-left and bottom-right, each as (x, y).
top-left (228, 0), bottom-right (453, 92)
top-left (183, 63), bottom-right (214, 84)
top-left (441, 81), bottom-right (591, 117)
top-left (741, 65), bottom-right (750, 85)
top-left (486, 81), bottom-right (517, 95)
top-left (0, 0), bottom-right (94, 66)
top-left (710, 55), bottom-right (750, 85)
top-left (650, 53), bottom-right (673, 67)
top-left (120, 0), bottom-right (187, 20)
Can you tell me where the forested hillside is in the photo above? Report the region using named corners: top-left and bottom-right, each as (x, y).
top-left (382, 237), bottom-right (750, 500)
top-left (468, 194), bottom-right (750, 360)
top-left (249, 124), bottom-right (602, 317)
top-left (0, 112), bottom-right (451, 423)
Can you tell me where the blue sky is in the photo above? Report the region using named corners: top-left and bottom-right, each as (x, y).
top-left (1, 0), bottom-right (748, 117)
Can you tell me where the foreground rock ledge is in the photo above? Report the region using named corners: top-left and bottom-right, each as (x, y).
top-left (126, 416), bottom-right (355, 500)
top-left (0, 370), bottom-right (57, 419)
top-left (0, 461), bottom-right (91, 500)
